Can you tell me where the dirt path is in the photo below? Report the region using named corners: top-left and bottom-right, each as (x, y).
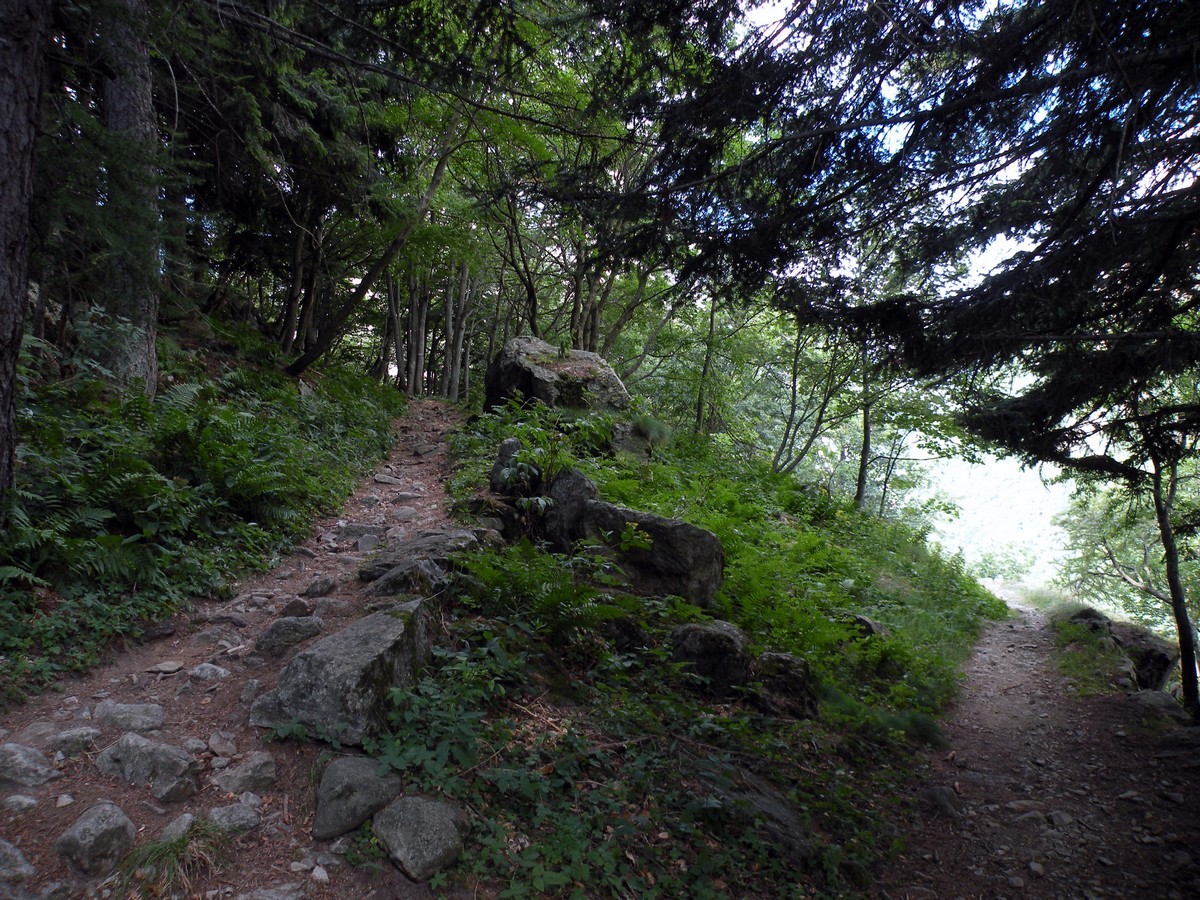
top-left (875, 595), bottom-right (1200, 899)
top-left (1, 400), bottom-right (464, 899)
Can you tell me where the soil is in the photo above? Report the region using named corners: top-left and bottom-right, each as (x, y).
top-left (5, 401), bottom-right (1200, 899)
top-left (874, 594), bottom-right (1200, 899)
top-left (1, 399), bottom-right (464, 900)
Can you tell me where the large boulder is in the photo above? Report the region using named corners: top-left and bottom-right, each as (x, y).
top-left (1110, 621), bottom-right (1179, 691)
top-left (669, 621), bottom-right (753, 694)
top-left (484, 336), bottom-right (631, 411)
top-left (211, 751), bottom-right (277, 795)
top-left (95, 733), bottom-right (199, 802)
top-left (54, 801), bottom-right (135, 876)
top-left (0, 838), bottom-right (36, 890)
top-left (1067, 608), bottom-right (1179, 691)
top-left (0, 743), bottom-right (61, 787)
top-left (752, 651), bottom-right (820, 719)
top-left (249, 601), bottom-right (430, 745)
top-left (312, 756), bottom-right (402, 840)
top-left (540, 468), bottom-right (724, 607)
top-left (372, 796), bottom-right (464, 882)
top-left (358, 529), bottom-right (482, 583)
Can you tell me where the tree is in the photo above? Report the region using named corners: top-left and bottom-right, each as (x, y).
top-left (97, 0), bottom-right (160, 393)
top-left (0, 0), bottom-right (49, 514)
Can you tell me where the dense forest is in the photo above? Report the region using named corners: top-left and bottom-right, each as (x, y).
top-left (4, 0), bottom-right (1197, 683)
top-left (0, 0), bottom-right (1199, 890)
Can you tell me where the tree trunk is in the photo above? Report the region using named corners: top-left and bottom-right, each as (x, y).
top-left (1151, 456), bottom-right (1200, 716)
top-left (278, 226), bottom-right (307, 352)
top-left (694, 295), bottom-right (718, 434)
top-left (0, 0), bottom-right (49, 515)
top-left (854, 343), bottom-right (872, 509)
top-left (100, 0), bottom-right (160, 395)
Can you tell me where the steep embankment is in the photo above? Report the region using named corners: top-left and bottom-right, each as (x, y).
top-left (875, 595), bottom-right (1200, 899)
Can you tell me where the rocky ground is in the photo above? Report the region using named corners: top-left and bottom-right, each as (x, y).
top-left (874, 595), bottom-right (1200, 899)
top-left (0, 400), bottom-right (464, 900)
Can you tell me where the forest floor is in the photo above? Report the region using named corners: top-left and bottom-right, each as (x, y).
top-left (4, 401), bottom-right (1200, 899)
top-left (874, 593), bottom-right (1200, 899)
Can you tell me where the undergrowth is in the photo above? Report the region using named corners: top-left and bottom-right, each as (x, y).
top-left (0, 323), bottom-right (405, 704)
top-left (385, 398), bottom-right (1010, 895)
top-left (1047, 606), bottom-right (1128, 695)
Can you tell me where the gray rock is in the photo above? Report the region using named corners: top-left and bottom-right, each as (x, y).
top-left (338, 523), bottom-right (387, 541)
top-left (540, 468), bottom-right (724, 607)
top-left (210, 802), bottom-right (261, 834)
top-left (312, 757), bottom-right (403, 840)
top-left (95, 733), bottom-right (199, 802)
top-left (249, 601), bottom-right (430, 745)
top-left (1111, 621), bottom-right (1179, 691)
top-left (357, 534), bottom-right (381, 552)
top-left (11, 720), bottom-right (59, 748)
top-left (1130, 690), bottom-right (1192, 723)
top-left (0, 837), bottom-right (36, 887)
top-left (49, 727), bottom-right (102, 757)
top-left (212, 751), bottom-right (277, 794)
top-left (94, 700), bottom-right (164, 732)
top-left (189, 662), bottom-right (231, 681)
top-left (0, 743), bottom-right (62, 786)
top-left (255, 616), bottom-right (324, 657)
top-left (53, 801), bottom-right (135, 876)
top-left (483, 336), bottom-right (631, 411)
top-left (366, 557), bottom-right (449, 597)
top-left (848, 614), bottom-right (892, 638)
top-left (669, 621), bottom-right (752, 693)
top-left (752, 651), bottom-right (819, 719)
top-left (313, 599), bottom-right (352, 617)
top-left (3, 795), bottom-right (38, 813)
top-left (234, 882), bottom-right (306, 900)
top-left (302, 576), bottom-right (337, 599)
top-left (160, 812), bottom-right (195, 843)
top-left (208, 730), bottom-right (238, 757)
top-left (920, 785), bottom-right (963, 818)
top-left (489, 438), bottom-right (527, 495)
top-left (279, 597), bottom-right (313, 617)
top-left (1047, 809), bottom-right (1074, 828)
top-left (372, 796), bottom-right (463, 882)
top-left (358, 529), bottom-right (481, 583)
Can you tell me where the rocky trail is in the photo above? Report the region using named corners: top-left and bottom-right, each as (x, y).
top-left (1, 400), bottom-right (467, 900)
top-left (875, 596), bottom-right (1200, 899)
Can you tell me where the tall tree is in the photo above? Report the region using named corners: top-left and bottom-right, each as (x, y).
top-left (0, 0), bottom-right (49, 514)
top-left (97, 0), bottom-right (160, 393)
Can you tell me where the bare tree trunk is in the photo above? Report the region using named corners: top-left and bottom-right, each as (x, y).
top-left (854, 342), bottom-right (872, 509)
top-left (694, 295), bottom-right (718, 434)
top-left (406, 275), bottom-right (430, 398)
top-left (100, 0), bottom-right (160, 395)
top-left (0, 0), bottom-right (49, 515)
top-left (278, 225), bottom-right (307, 352)
top-left (1151, 455), bottom-right (1200, 716)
